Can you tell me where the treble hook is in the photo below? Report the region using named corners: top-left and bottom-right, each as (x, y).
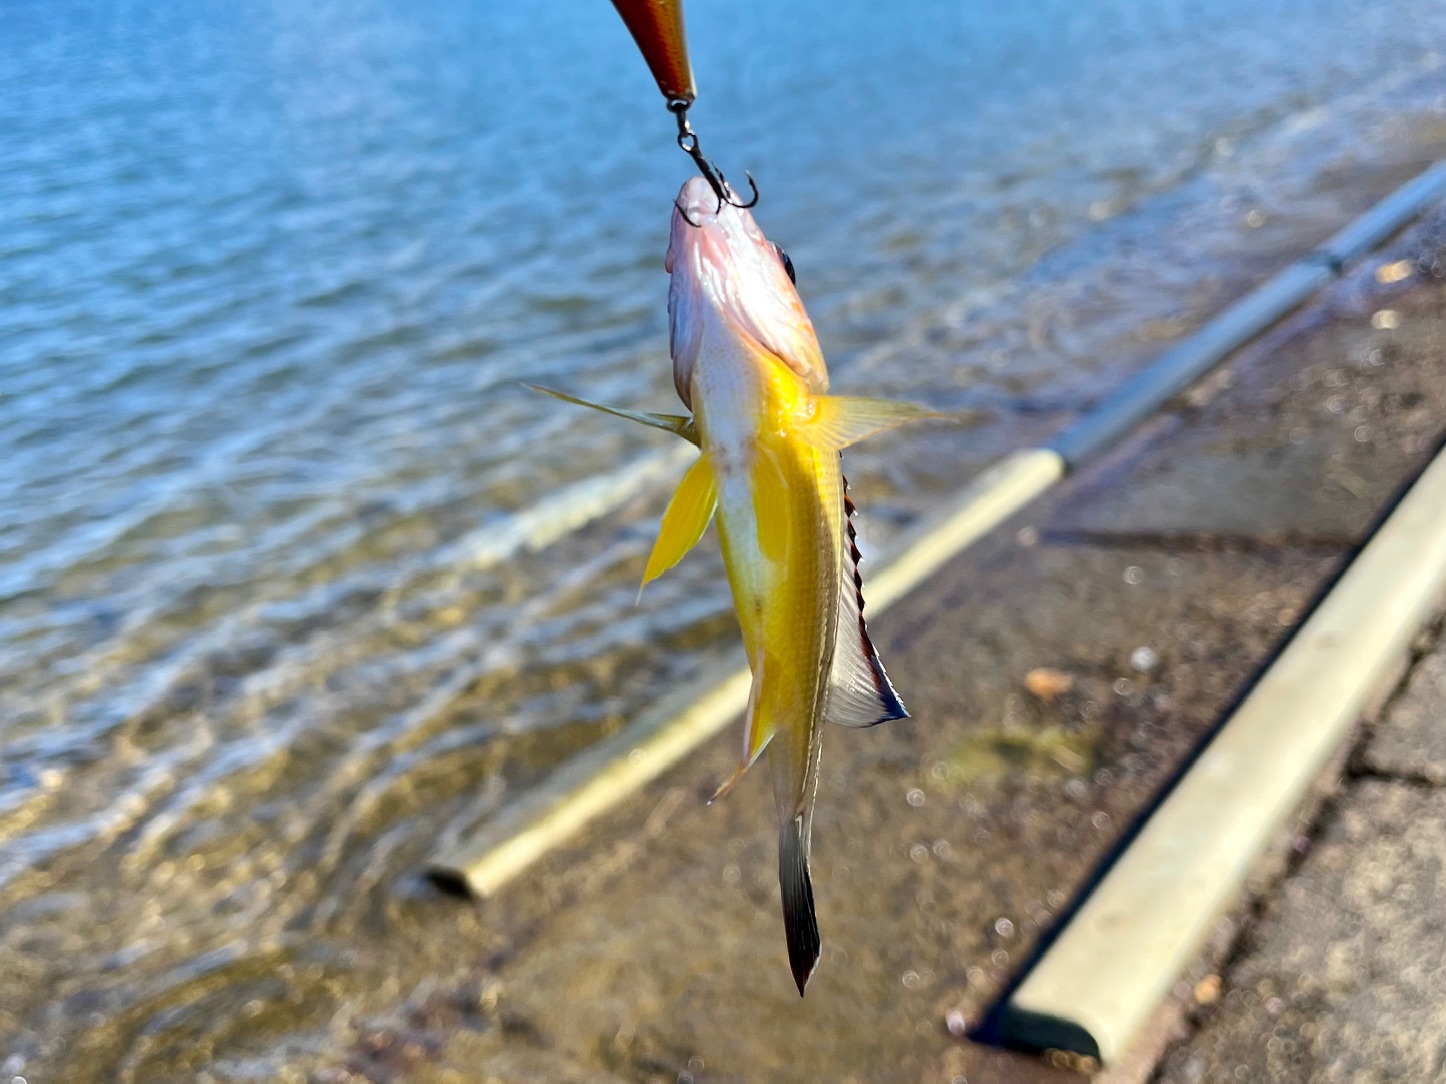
top-left (668, 99), bottom-right (759, 221)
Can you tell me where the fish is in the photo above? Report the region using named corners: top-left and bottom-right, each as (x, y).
top-left (530, 176), bottom-right (938, 995)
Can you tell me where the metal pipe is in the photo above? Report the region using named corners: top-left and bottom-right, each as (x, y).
top-left (1048, 261), bottom-right (1331, 466)
top-left (1049, 159), bottom-right (1446, 468)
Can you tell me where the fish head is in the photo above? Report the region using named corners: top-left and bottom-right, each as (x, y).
top-left (665, 177), bottom-right (827, 409)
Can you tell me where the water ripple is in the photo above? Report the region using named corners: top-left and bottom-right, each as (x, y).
top-left (3, 0), bottom-right (1446, 1076)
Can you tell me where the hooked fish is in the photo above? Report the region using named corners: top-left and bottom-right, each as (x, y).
top-left (531, 177), bottom-right (937, 995)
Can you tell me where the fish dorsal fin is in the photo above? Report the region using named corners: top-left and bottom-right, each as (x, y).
top-left (825, 473), bottom-right (908, 727)
top-left (640, 453), bottom-right (716, 593)
top-left (525, 384), bottom-right (698, 445)
top-left (797, 395), bottom-right (941, 451)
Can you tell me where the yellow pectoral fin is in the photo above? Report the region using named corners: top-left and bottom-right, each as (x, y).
top-left (525, 384), bottom-right (698, 445)
top-left (640, 453), bottom-right (716, 594)
top-left (798, 394), bottom-right (946, 451)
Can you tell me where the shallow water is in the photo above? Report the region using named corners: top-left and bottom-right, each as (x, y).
top-left (3, 0), bottom-right (1446, 1076)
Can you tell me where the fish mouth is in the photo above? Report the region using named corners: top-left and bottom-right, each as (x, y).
top-left (665, 176), bottom-right (735, 274)
top-left (673, 175), bottom-right (727, 230)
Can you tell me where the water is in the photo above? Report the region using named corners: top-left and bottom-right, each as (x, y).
top-left (3, 0), bottom-right (1446, 1076)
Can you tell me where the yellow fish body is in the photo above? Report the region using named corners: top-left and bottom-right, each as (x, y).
top-left (533, 177), bottom-right (934, 994)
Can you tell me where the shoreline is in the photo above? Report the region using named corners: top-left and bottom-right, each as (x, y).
top-left (7, 74), bottom-right (1446, 1084)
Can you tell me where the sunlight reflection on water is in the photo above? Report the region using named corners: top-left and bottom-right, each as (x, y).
top-left (2, 0), bottom-right (1446, 1074)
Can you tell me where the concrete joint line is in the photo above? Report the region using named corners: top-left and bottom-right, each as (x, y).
top-left (996, 443), bottom-right (1446, 1066)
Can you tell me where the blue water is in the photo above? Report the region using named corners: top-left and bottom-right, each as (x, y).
top-left (2, 0), bottom-right (1446, 1076)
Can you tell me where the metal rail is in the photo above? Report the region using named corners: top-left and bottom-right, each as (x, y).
top-left (997, 436), bottom-right (1446, 1064)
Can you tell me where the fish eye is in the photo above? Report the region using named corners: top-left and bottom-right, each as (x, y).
top-left (772, 243), bottom-right (796, 285)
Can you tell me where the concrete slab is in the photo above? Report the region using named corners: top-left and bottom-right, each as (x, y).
top-left (1000, 441), bottom-right (1446, 1065)
top-left (1155, 780), bottom-right (1446, 1084)
top-left (1360, 638), bottom-right (1446, 784)
top-left (1051, 222), bottom-right (1446, 545)
top-left (405, 539), bottom-right (1328, 1084)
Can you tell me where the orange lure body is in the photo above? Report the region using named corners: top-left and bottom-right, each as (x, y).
top-left (609, 0), bottom-right (697, 104)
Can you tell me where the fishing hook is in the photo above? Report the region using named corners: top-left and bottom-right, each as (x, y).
top-left (668, 99), bottom-right (758, 222)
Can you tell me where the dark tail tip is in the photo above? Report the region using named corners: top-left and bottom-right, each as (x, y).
top-left (779, 816), bottom-right (821, 996)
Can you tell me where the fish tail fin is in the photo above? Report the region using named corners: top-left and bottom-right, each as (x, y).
top-left (779, 813), bottom-right (820, 996)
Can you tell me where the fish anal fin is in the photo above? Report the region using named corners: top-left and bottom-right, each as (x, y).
top-left (640, 454), bottom-right (716, 594)
top-left (525, 383), bottom-right (698, 445)
top-left (798, 394), bottom-right (942, 451)
top-left (825, 473), bottom-right (908, 727)
top-left (709, 760), bottom-right (749, 804)
top-left (709, 735), bottom-right (768, 803)
top-left (780, 813), bottom-right (820, 995)
top-left (710, 655), bottom-right (771, 802)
